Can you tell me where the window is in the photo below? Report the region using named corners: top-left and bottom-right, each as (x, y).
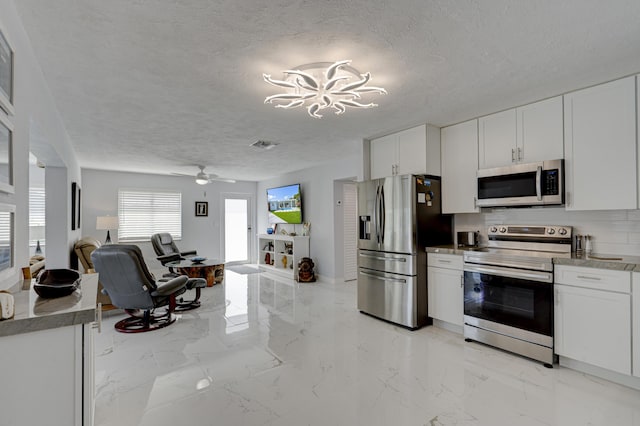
top-left (29, 187), bottom-right (45, 246)
top-left (118, 189), bottom-right (182, 242)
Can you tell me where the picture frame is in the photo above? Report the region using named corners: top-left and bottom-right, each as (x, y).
top-left (71, 182), bottom-right (81, 230)
top-left (0, 25), bottom-right (15, 116)
top-left (0, 113), bottom-right (13, 194)
top-left (195, 201), bottom-right (208, 217)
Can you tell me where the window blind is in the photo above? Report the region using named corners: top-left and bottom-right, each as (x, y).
top-left (118, 189), bottom-right (182, 242)
top-left (29, 187), bottom-right (46, 245)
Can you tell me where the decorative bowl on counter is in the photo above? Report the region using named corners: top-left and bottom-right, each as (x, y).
top-left (33, 269), bottom-right (81, 298)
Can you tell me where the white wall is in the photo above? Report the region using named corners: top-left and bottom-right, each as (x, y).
top-left (257, 156), bottom-right (361, 280)
top-left (81, 169), bottom-right (257, 271)
top-left (0, 2), bottom-right (81, 289)
top-left (456, 208), bottom-right (640, 255)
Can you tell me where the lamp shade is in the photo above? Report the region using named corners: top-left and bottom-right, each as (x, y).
top-left (96, 216), bottom-right (119, 230)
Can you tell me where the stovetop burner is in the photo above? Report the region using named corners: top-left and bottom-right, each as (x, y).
top-left (463, 225), bottom-right (573, 272)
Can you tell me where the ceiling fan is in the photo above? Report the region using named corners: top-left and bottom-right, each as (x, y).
top-left (172, 165), bottom-right (236, 184)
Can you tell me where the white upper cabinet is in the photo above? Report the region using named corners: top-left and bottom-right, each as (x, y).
top-left (479, 109), bottom-right (517, 168)
top-left (564, 76), bottom-right (637, 210)
top-left (517, 96), bottom-right (564, 163)
top-left (479, 96), bottom-right (563, 169)
top-left (370, 133), bottom-right (397, 179)
top-left (370, 124), bottom-right (440, 179)
top-left (441, 119), bottom-right (480, 214)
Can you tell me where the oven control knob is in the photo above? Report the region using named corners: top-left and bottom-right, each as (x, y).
top-left (490, 226), bottom-right (498, 233)
top-left (499, 227), bottom-right (507, 233)
top-left (558, 228), bottom-right (568, 235)
top-left (547, 228), bottom-right (555, 235)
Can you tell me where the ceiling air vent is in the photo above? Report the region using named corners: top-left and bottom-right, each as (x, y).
top-left (251, 140), bottom-right (279, 150)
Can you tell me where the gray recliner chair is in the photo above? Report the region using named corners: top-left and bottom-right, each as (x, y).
top-left (151, 233), bottom-right (197, 265)
top-left (91, 244), bottom-right (189, 333)
top-left (150, 233), bottom-right (205, 309)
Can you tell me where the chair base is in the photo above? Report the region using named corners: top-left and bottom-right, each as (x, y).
top-left (114, 309), bottom-right (177, 333)
top-left (175, 287), bottom-right (202, 312)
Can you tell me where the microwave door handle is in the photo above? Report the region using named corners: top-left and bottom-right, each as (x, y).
top-left (536, 166), bottom-right (543, 201)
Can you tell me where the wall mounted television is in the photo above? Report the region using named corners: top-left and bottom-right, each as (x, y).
top-left (267, 183), bottom-right (302, 224)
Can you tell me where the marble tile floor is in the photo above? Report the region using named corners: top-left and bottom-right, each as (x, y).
top-left (94, 270), bottom-right (640, 426)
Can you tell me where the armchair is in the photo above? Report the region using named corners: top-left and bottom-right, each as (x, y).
top-left (91, 244), bottom-right (188, 333)
top-left (151, 233), bottom-right (197, 265)
top-left (74, 236), bottom-right (113, 309)
top-left (150, 233), bottom-right (205, 309)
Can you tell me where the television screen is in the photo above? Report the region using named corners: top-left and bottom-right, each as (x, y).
top-left (267, 184), bottom-right (302, 224)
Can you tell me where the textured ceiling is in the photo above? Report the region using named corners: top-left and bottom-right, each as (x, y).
top-left (14, 0), bottom-right (640, 181)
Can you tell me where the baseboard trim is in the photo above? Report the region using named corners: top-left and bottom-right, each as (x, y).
top-left (559, 356), bottom-right (640, 391)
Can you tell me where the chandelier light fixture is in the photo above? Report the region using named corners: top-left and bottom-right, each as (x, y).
top-left (263, 60), bottom-right (387, 118)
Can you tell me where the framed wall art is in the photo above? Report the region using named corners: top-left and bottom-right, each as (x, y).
top-left (0, 113), bottom-right (13, 194)
top-left (71, 182), bottom-right (81, 230)
top-left (195, 201), bottom-right (208, 217)
top-left (0, 25), bottom-right (14, 116)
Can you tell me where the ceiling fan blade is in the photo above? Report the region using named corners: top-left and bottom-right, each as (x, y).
top-left (170, 172), bottom-right (194, 177)
top-left (209, 177), bottom-right (237, 183)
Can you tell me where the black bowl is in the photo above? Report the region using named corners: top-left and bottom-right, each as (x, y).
top-left (34, 269), bottom-right (81, 298)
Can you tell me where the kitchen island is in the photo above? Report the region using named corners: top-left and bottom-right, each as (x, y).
top-left (0, 273), bottom-right (99, 425)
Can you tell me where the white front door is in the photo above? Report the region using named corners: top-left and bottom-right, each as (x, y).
top-left (222, 194), bottom-right (252, 264)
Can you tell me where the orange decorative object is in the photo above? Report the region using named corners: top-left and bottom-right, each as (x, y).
top-left (282, 255), bottom-right (288, 269)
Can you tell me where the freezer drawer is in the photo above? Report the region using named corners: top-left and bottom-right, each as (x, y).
top-left (357, 268), bottom-right (419, 328)
top-left (358, 250), bottom-right (416, 276)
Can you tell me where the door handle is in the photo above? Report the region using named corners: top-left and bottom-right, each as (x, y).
top-left (359, 253), bottom-right (407, 262)
top-left (511, 148), bottom-right (516, 162)
top-left (379, 185), bottom-right (385, 244)
top-left (360, 270), bottom-right (406, 284)
top-left (517, 147), bottom-right (522, 161)
top-left (536, 166), bottom-right (542, 201)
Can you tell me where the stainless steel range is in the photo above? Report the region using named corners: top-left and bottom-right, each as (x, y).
top-left (463, 225), bottom-right (572, 366)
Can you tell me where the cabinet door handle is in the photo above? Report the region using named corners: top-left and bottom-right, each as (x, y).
top-left (437, 259), bottom-right (451, 264)
top-left (511, 148), bottom-right (516, 162)
top-left (460, 275), bottom-right (464, 288)
top-left (517, 147), bottom-right (522, 161)
top-left (93, 303), bottom-right (102, 333)
top-left (577, 275), bottom-right (601, 281)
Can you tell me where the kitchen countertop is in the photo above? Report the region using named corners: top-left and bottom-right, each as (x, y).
top-left (0, 273), bottom-right (98, 338)
top-left (427, 245), bottom-right (640, 272)
top-left (426, 245), bottom-right (468, 256)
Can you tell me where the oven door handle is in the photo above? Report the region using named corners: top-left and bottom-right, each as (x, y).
top-left (463, 263), bottom-right (553, 283)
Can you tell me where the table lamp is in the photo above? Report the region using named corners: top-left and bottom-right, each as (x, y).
top-left (96, 216), bottom-right (119, 244)
top-left (30, 225), bottom-right (45, 255)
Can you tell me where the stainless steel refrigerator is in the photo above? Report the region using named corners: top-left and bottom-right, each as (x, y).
top-left (357, 174), bottom-right (452, 329)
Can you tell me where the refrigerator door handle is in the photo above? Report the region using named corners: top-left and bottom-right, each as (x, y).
top-left (359, 270), bottom-right (407, 284)
top-left (359, 253), bottom-right (407, 262)
top-left (379, 185), bottom-right (385, 244)
top-left (374, 184), bottom-right (380, 244)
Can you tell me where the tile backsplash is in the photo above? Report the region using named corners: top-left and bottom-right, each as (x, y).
top-left (455, 207), bottom-right (640, 256)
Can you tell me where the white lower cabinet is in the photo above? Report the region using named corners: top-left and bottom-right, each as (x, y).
top-left (554, 265), bottom-right (631, 375)
top-left (0, 323), bottom-right (95, 425)
top-left (633, 272), bottom-right (640, 378)
top-left (427, 253), bottom-right (463, 326)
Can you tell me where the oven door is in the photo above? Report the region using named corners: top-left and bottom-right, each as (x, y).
top-left (463, 263), bottom-right (553, 338)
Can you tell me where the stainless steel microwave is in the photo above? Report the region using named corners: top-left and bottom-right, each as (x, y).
top-left (476, 159), bottom-right (564, 208)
